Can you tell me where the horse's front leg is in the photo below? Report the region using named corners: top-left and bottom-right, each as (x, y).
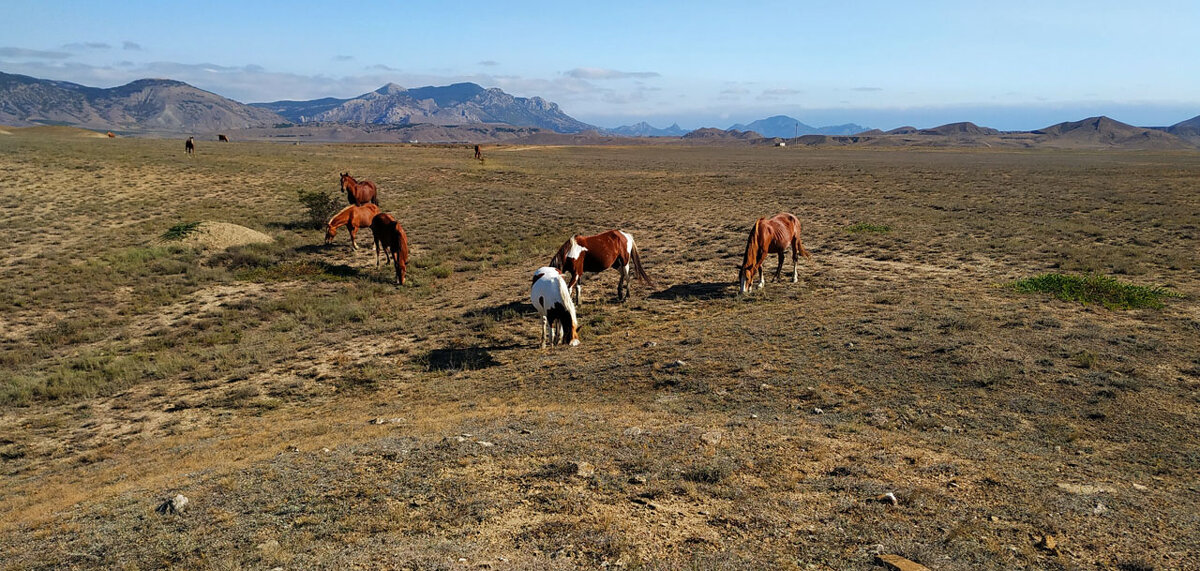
top-left (774, 252), bottom-right (785, 282)
top-left (349, 227), bottom-right (359, 251)
top-left (756, 267), bottom-right (766, 290)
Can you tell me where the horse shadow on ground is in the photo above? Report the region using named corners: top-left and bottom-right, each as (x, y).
top-left (648, 282), bottom-right (733, 301)
top-left (419, 344), bottom-right (523, 372)
top-left (467, 300), bottom-right (536, 321)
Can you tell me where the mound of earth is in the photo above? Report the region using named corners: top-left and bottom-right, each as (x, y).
top-left (163, 221), bottom-right (273, 250)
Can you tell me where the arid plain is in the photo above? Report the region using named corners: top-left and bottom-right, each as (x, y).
top-left (1, 128), bottom-right (1198, 570)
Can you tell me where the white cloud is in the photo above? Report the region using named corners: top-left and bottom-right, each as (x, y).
top-left (0, 47), bottom-right (71, 59)
top-left (565, 67), bottom-right (660, 80)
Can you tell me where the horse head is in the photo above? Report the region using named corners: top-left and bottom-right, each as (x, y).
top-left (324, 223), bottom-right (337, 244)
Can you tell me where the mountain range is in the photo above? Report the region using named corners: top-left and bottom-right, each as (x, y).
top-left (1, 71), bottom-right (1198, 149)
top-left (728, 115), bottom-right (868, 137)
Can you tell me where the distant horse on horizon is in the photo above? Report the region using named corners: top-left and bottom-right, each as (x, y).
top-left (474, 145), bottom-right (482, 161)
top-left (106, 131), bottom-right (115, 138)
top-left (339, 172), bottom-right (378, 206)
top-left (325, 203), bottom-right (380, 250)
top-left (370, 212), bottom-right (409, 285)
top-left (550, 230), bottom-right (651, 305)
top-left (218, 134), bottom-right (229, 142)
top-left (737, 212), bottom-right (811, 294)
top-left (531, 266), bottom-right (579, 348)
top-left (185, 136), bottom-right (194, 155)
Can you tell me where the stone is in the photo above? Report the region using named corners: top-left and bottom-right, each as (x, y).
top-left (257, 539), bottom-right (280, 551)
top-left (875, 554), bottom-right (930, 571)
top-left (476, 441), bottom-right (495, 447)
top-left (700, 431), bottom-right (724, 446)
top-left (574, 461), bottom-right (595, 478)
top-left (1036, 534), bottom-right (1058, 551)
top-left (876, 492), bottom-right (898, 505)
top-left (155, 494), bottom-right (189, 515)
top-left (1057, 482), bottom-right (1115, 494)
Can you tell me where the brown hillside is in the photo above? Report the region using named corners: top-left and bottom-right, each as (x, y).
top-left (1034, 116), bottom-right (1196, 150)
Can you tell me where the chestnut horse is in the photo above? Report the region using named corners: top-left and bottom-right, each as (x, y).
top-left (738, 212), bottom-right (811, 294)
top-left (550, 230), bottom-right (651, 304)
top-left (531, 267), bottom-right (579, 347)
top-left (370, 213), bottom-right (409, 285)
top-left (325, 203), bottom-right (380, 250)
top-left (218, 134), bottom-right (229, 142)
top-left (339, 173), bottom-right (379, 206)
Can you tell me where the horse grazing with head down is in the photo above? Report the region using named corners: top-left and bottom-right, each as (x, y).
top-left (550, 230), bottom-right (651, 305)
top-left (339, 173), bottom-right (379, 206)
top-left (218, 134), bottom-right (229, 142)
top-left (738, 212), bottom-right (811, 294)
top-left (325, 203), bottom-right (380, 250)
top-left (531, 267), bottom-right (579, 348)
top-left (370, 213), bottom-right (409, 285)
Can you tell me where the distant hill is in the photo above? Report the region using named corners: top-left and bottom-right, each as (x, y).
top-left (607, 122), bottom-right (689, 137)
top-left (1165, 114), bottom-right (1200, 143)
top-left (254, 82), bottom-right (595, 133)
top-left (682, 127), bottom-right (763, 141)
top-left (728, 115), bottom-right (868, 138)
top-left (0, 71), bottom-right (283, 132)
top-left (1033, 116), bottom-right (1193, 149)
top-left (918, 122), bottom-right (999, 136)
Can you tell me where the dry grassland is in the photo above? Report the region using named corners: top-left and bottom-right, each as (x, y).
top-left (1, 130), bottom-right (1199, 570)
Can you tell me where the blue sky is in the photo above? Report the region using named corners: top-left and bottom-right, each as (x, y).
top-left (2, 1), bottom-right (1198, 130)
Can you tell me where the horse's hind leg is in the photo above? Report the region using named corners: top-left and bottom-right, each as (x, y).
top-left (617, 264), bottom-right (630, 302)
top-left (791, 242), bottom-right (800, 283)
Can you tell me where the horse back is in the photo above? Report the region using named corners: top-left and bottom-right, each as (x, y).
top-left (578, 230), bottom-right (627, 271)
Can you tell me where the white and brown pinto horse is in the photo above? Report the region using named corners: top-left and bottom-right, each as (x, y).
top-left (531, 267), bottom-right (579, 347)
top-left (550, 230), bottom-right (651, 304)
top-left (738, 212), bottom-right (811, 294)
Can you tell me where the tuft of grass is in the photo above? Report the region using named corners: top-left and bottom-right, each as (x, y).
top-left (160, 221), bottom-right (202, 241)
top-left (1011, 273), bottom-right (1179, 309)
top-left (845, 222), bottom-right (892, 233)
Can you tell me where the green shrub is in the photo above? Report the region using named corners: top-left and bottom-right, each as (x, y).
top-left (297, 188), bottom-right (342, 229)
top-left (1011, 273), bottom-right (1179, 309)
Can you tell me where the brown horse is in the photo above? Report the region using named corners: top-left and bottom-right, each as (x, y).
top-left (370, 213), bottom-right (409, 285)
top-left (550, 230), bottom-right (651, 304)
top-left (325, 203), bottom-right (380, 250)
top-left (106, 131), bottom-right (115, 138)
top-left (185, 136), bottom-right (194, 155)
top-left (218, 134), bottom-right (229, 142)
top-left (738, 212), bottom-right (811, 294)
top-left (339, 173), bottom-right (378, 206)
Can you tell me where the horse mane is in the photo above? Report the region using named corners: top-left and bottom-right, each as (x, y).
top-left (549, 237), bottom-right (575, 270)
top-left (327, 204), bottom-right (355, 226)
top-left (742, 218), bottom-right (763, 269)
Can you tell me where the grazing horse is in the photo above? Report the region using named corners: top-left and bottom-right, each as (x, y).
top-left (325, 203), bottom-right (380, 250)
top-left (339, 173), bottom-right (378, 206)
top-left (218, 134), bottom-right (229, 142)
top-left (738, 212), bottom-right (811, 294)
top-left (531, 267), bottom-right (579, 348)
top-left (474, 145), bottom-right (482, 161)
top-left (370, 213), bottom-right (398, 266)
top-left (106, 131), bottom-right (115, 138)
top-left (185, 136), bottom-right (194, 155)
top-left (370, 213), bottom-right (409, 285)
top-left (550, 230), bottom-right (651, 304)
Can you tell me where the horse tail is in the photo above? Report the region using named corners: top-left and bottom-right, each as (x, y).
top-left (792, 216), bottom-right (812, 259)
top-left (629, 241), bottom-right (652, 285)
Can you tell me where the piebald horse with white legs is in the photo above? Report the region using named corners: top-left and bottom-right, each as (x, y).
top-left (550, 230), bottom-right (652, 305)
top-left (530, 267), bottom-right (579, 347)
top-left (738, 212), bottom-right (811, 294)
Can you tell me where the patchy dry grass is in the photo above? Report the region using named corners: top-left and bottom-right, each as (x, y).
top-left (1, 132), bottom-right (1199, 569)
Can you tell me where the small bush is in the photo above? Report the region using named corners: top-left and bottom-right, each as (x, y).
top-left (297, 188), bottom-right (342, 230)
top-left (160, 221), bottom-right (202, 241)
top-left (1011, 273), bottom-right (1179, 309)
